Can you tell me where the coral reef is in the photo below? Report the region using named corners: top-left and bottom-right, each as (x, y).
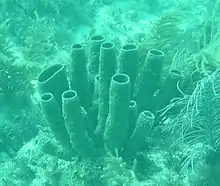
top-left (1, 0), bottom-right (220, 185)
top-left (33, 34), bottom-right (188, 185)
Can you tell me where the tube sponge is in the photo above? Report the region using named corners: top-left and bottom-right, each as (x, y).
top-left (62, 90), bottom-right (96, 157)
top-left (37, 64), bottom-right (69, 107)
top-left (128, 100), bottom-right (138, 137)
top-left (134, 49), bottom-right (164, 112)
top-left (87, 34), bottom-right (105, 78)
top-left (122, 110), bottom-right (155, 160)
top-left (96, 41), bottom-right (117, 137)
top-left (104, 73), bottom-right (131, 155)
top-left (70, 44), bottom-right (89, 109)
top-left (118, 43), bottom-right (138, 93)
top-left (87, 34), bottom-right (105, 107)
top-left (40, 93), bottom-right (74, 153)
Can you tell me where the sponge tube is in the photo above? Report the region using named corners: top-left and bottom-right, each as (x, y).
top-left (87, 34), bottom-right (105, 79)
top-left (104, 73), bottom-right (131, 155)
top-left (118, 43), bottom-right (138, 93)
top-left (62, 90), bottom-right (96, 157)
top-left (128, 100), bottom-right (138, 137)
top-left (96, 41), bottom-right (117, 137)
top-left (123, 110), bottom-right (155, 160)
top-left (37, 64), bottom-right (69, 107)
top-left (40, 93), bottom-right (73, 153)
top-left (87, 34), bottom-right (105, 107)
top-left (135, 49), bottom-right (164, 112)
top-left (70, 44), bottom-right (89, 109)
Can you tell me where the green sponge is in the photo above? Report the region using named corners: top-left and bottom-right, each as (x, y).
top-left (37, 64), bottom-right (69, 107)
top-left (104, 73), bottom-right (131, 155)
top-left (118, 43), bottom-right (138, 93)
top-left (134, 49), bottom-right (164, 112)
top-left (70, 44), bottom-right (89, 109)
top-left (122, 110), bottom-right (155, 160)
top-left (96, 41), bottom-right (117, 138)
top-left (62, 90), bottom-right (96, 157)
top-left (40, 92), bottom-right (73, 153)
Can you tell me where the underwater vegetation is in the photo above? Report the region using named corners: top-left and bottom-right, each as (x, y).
top-left (1, 0), bottom-right (220, 185)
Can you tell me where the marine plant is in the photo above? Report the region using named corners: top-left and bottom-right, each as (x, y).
top-left (162, 68), bottom-right (220, 173)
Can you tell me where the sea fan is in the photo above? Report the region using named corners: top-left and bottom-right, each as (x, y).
top-left (163, 68), bottom-right (220, 171)
top-left (144, 11), bottom-right (187, 55)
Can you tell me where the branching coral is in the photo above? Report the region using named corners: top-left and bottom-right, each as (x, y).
top-left (192, 20), bottom-right (220, 75)
top-left (138, 11), bottom-right (193, 79)
top-left (162, 68), bottom-right (220, 172)
top-left (140, 11), bottom-right (187, 56)
top-left (172, 0), bottom-right (220, 76)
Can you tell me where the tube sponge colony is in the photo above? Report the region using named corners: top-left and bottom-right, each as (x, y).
top-left (37, 34), bottom-right (182, 160)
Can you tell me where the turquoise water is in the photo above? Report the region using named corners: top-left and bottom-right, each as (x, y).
top-left (0, 0), bottom-right (220, 185)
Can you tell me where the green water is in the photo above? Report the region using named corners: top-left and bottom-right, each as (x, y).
top-left (0, 0), bottom-right (220, 185)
